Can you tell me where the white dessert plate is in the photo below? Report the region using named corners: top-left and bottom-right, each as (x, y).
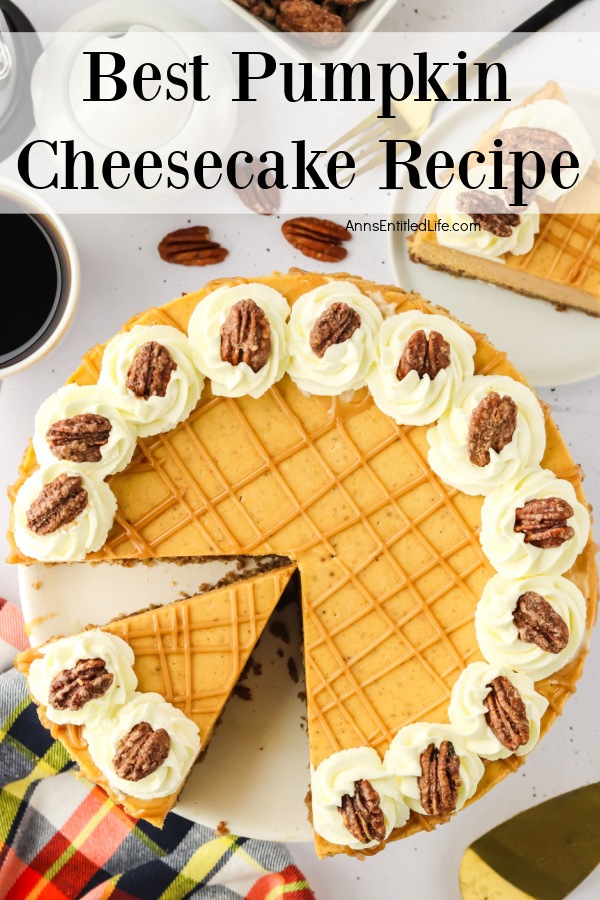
top-left (19, 559), bottom-right (313, 842)
top-left (389, 83), bottom-right (600, 387)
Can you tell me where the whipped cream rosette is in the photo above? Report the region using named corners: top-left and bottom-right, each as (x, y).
top-left (13, 464), bottom-right (117, 562)
top-left (287, 281), bottom-right (383, 396)
top-left (99, 325), bottom-right (203, 438)
top-left (366, 311), bottom-right (476, 426)
top-left (28, 632), bottom-right (137, 728)
top-left (436, 165), bottom-right (540, 260)
top-left (427, 375), bottom-right (546, 495)
top-left (384, 723), bottom-right (484, 815)
top-left (500, 99), bottom-right (594, 203)
top-left (480, 467), bottom-right (590, 579)
top-left (448, 662), bottom-right (548, 761)
top-left (311, 747), bottom-right (410, 850)
top-left (85, 692), bottom-right (200, 801)
top-left (33, 384), bottom-right (137, 479)
top-left (187, 283), bottom-right (290, 399)
top-left (475, 573), bottom-right (587, 680)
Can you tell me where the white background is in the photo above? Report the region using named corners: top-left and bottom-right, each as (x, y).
top-left (2, 2), bottom-right (599, 898)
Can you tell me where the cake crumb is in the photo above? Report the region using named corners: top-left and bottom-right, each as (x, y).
top-left (270, 621), bottom-right (290, 644)
top-left (297, 691), bottom-right (307, 703)
top-left (32, 580), bottom-right (42, 590)
top-left (234, 684), bottom-right (252, 702)
top-left (287, 657), bottom-right (299, 684)
top-left (216, 821), bottom-right (230, 836)
top-left (276, 648), bottom-right (284, 658)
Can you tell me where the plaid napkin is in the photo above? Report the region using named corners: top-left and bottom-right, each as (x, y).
top-left (0, 599), bottom-right (315, 900)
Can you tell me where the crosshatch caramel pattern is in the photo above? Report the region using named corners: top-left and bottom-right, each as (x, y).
top-left (8, 271), bottom-right (597, 856)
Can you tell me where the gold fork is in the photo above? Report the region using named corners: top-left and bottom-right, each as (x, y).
top-left (328, 0), bottom-right (585, 179)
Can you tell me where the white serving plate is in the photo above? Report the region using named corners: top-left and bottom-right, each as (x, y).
top-left (20, 559), bottom-right (313, 841)
top-left (389, 82), bottom-right (600, 388)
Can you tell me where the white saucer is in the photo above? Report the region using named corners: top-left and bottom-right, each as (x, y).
top-left (389, 83), bottom-right (600, 387)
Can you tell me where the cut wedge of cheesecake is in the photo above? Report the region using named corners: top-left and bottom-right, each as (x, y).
top-left (409, 82), bottom-right (600, 316)
top-left (15, 564), bottom-right (296, 826)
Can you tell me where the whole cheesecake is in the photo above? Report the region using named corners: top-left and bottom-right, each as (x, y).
top-left (8, 270), bottom-right (597, 858)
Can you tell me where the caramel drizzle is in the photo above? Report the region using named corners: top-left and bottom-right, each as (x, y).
top-left (509, 212), bottom-right (600, 288)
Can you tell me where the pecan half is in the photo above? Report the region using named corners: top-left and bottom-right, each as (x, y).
top-left (397, 329), bottom-right (451, 381)
top-left (418, 741), bottom-right (462, 816)
top-left (158, 227), bottom-right (228, 267)
top-left (281, 217), bottom-right (351, 262)
top-left (309, 302), bottom-right (361, 358)
top-left (126, 342), bottom-right (177, 400)
top-left (26, 474), bottom-right (89, 536)
top-left (484, 675), bottom-right (530, 752)
top-left (235, 157), bottom-right (280, 215)
top-left (338, 778), bottom-right (386, 844)
top-left (112, 722), bottom-right (171, 782)
top-left (277, 1), bottom-right (346, 37)
top-left (513, 591), bottom-right (569, 654)
top-left (220, 299), bottom-right (272, 372)
top-left (496, 127), bottom-right (573, 171)
top-left (467, 391), bottom-right (518, 467)
top-left (48, 658), bottom-right (114, 711)
top-left (514, 497), bottom-right (575, 548)
top-left (46, 414), bottom-right (112, 464)
top-left (456, 190), bottom-right (520, 238)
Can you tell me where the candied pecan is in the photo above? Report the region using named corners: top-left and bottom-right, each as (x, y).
top-left (338, 778), bottom-right (386, 844)
top-left (496, 127), bottom-right (573, 171)
top-left (456, 190), bottom-right (520, 238)
top-left (281, 217), bottom-right (351, 263)
top-left (514, 497), bottom-right (575, 549)
top-left (277, 1), bottom-right (346, 36)
top-left (418, 741), bottom-right (461, 816)
top-left (467, 391), bottom-right (518, 467)
top-left (112, 722), bottom-right (171, 782)
top-left (484, 675), bottom-right (530, 752)
top-left (397, 329), bottom-right (451, 381)
top-left (514, 591), bottom-right (569, 654)
top-left (46, 414), bottom-right (112, 464)
top-left (26, 474), bottom-right (88, 536)
top-left (126, 342), bottom-right (177, 400)
top-left (48, 658), bottom-right (114, 711)
top-left (158, 227), bottom-right (228, 267)
top-left (220, 299), bottom-right (272, 372)
top-left (235, 157), bottom-right (280, 215)
top-left (309, 302), bottom-right (361, 358)
top-left (234, 0), bottom-right (277, 22)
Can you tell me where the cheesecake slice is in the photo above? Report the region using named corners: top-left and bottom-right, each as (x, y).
top-left (409, 82), bottom-right (600, 316)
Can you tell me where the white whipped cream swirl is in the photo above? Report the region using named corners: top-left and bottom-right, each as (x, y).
top-left (427, 375), bottom-right (546, 496)
top-left (366, 311), bottom-right (476, 426)
top-left (480, 467), bottom-right (590, 579)
top-left (99, 325), bottom-right (203, 438)
top-left (501, 99), bottom-right (594, 203)
top-left (85, 692), bottom-right (200, 801)
top-left (13, 464), bottom-right (117, 562)
top-left (384, 723), bottom-right (484, 815)
top-left (33, 384), bottom-right (138, 479)
top-left (311, 747), bottom-right (410, 849)
top-left (187, 283), bottom-right (290, 399)
top-left (287, 282), bottom-right (383, 396)
top-left (28, 632), bottom-right (137, 728)
top-left (448, 661), bottom-right (548, 760)
top-left (436, 165), bottom-right (540, 259)
top-left (475, 573), bottom-right (587, 680)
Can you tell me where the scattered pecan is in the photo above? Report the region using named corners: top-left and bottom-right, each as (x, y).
top-left (112, 722), bottom-right (171, 782)
top-left (484, 675), bottom-right (530, 752)
top-left (277, 1), bottom-right (346, 38)
top-left (281, 217), bottom-right (351, 262)
top-left (496, 127), bottom-right (573, 171)
top-left (220, 299), bottom-right (272, 372)
top-left (309, 302), bottom-right (361, 358)
top-left (158, 227), bottom-right (228, 267)
top-left (26, 474), bottom-right (89, 536)
top-left (48, 658), bottom-right (114, 711)
top-left (456, 190), bottom-right (520, 238)
top-left (46, 414), bottom-right (112, 464)
top-left (235, 157), bottom-right (280, 215)
top-left (126, 342), bottom-right (177, 400)
top-left (514, 497), bottom-right (575, 549)
top-left (513, 591), bottom-right (569, 654)
top-left (397, 329), bottom-right (451, 381)
top-left (338, 778), bottom-right (386, 844)
top-left (467, 391), bottom-right (518, 467)
top-left (418, 741), bottom-right (462, 816)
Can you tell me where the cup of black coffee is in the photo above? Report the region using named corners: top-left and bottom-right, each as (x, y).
top-left (0, 176), bottom-right (80, 378)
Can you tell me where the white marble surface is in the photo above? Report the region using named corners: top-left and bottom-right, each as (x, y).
top-left (2, 1), bottom-right (599, 898)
